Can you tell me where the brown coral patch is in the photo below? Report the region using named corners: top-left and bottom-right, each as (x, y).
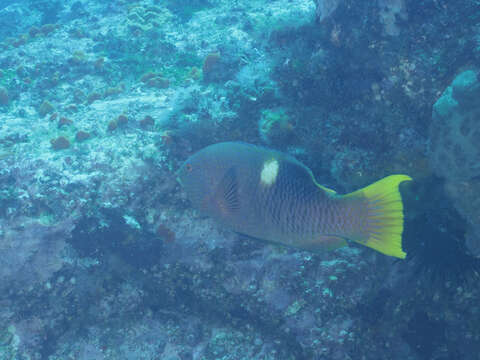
top-left (87, 92), bottom-right (102, 104)
top-left (39, 100), bottom-right (54, 117)
top-left (156, 224), bottom-right (175, 242)
top-left (58, 117), bottom-right (73, 128)
top-left (202, 52), bottom-right (221, 75)
top-left (117, 114), bottom-right (128, 126)
top-left (50, 136), bottom-right (70, 150)
top-left (140, 72), bottom-right (157, 83)
top-left (140, 115), bottom-right (155, 129)
top-left (107, 120), bottom-right (118, 132)
top-left (75, 131), bottom-right (90, 142)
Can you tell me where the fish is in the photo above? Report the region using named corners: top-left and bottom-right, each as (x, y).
top-left (177, 142), bottom-right (411, 259)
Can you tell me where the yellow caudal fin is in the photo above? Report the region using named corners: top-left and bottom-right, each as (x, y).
top-left (343, 175), bottom-right (412, 259)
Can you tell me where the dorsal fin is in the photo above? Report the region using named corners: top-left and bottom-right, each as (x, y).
top-left (315, 183), bottom-right (337, 195)
top-left (283, 154), bottom-right (337, 196)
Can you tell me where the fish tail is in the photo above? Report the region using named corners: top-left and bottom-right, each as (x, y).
top-left (343, 175), bottom-right (412, 259)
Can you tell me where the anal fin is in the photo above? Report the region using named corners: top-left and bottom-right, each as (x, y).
top-left (299, 235), bottom-right (348, 252)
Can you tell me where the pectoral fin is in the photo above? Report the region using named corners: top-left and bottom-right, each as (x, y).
top-left (215, 167), bottom-right (240, 215)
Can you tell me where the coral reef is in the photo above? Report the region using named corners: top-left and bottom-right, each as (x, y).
top-left (0, 217), bottom-right (73, 294)
top-left (258, 108), bottom-right (295, 145)
top-left (0, 0), bottom-right (479, 358)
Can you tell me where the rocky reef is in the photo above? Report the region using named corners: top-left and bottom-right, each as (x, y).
top-left (0, 0), bottom-right (480, 359)
top-left (429, 70), bottom-right (480, 257)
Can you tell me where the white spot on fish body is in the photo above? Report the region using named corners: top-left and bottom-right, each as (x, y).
top-left (260, 158), bottom-right (279, 186)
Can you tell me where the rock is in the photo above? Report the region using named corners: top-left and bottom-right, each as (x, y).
top-left (429, 70), bottom-right (480, 181)
top-left (378, 0), bottom-right (408, 36)
top-left (429, 70), bottom-right (480, 257)
top-left (315, 0), bottom-right (342, 22)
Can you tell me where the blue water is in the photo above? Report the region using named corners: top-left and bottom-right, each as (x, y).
top-left (0, 0), bottom-right (479, 359)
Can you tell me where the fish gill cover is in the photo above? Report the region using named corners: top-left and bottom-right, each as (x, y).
top-left (0, 0), bottom-right (479, 359)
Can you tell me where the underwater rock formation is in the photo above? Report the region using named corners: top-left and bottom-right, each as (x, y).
top-left (0, 0), bottom-right (480, 358)
top-left (314, 0), bottom-right (342, 22)
top-left (429, 70), bottom-right (480, 181)
top-left (429, 70), bottom-right (480, 256)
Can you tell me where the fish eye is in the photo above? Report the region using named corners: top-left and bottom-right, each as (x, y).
top-left (185, 163), bottom-right (193, 172)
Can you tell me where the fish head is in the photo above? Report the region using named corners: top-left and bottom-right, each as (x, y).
top-left (176, 145), bottom-right (233, 213)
